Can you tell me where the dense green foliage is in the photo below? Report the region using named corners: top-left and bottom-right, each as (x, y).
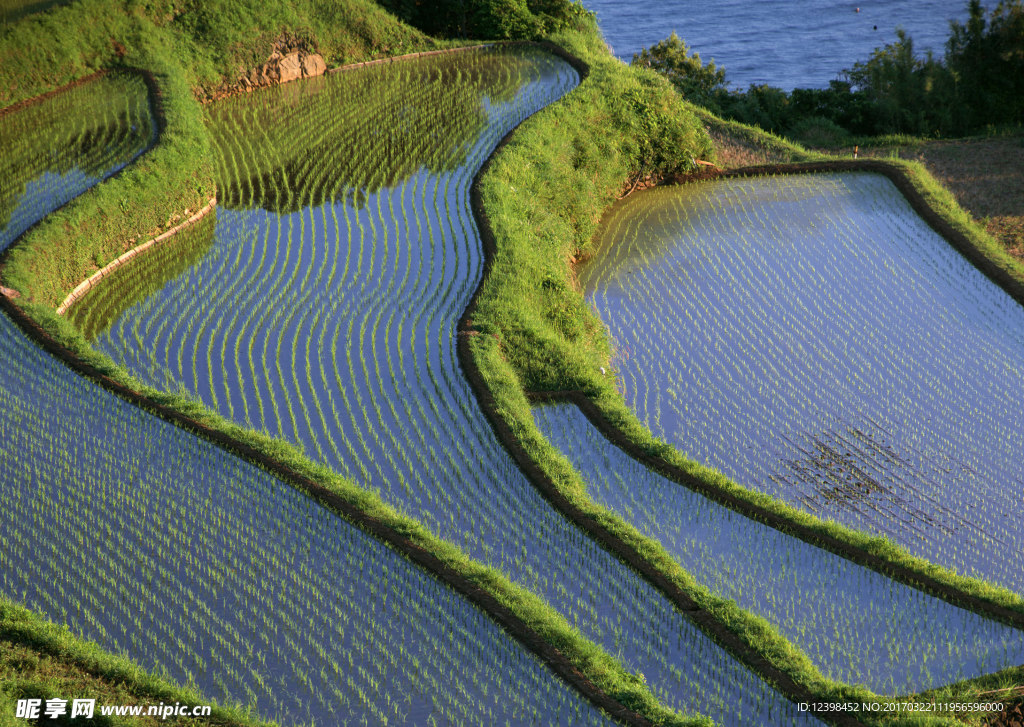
top-left (375, 0), bottom-right (591, 40)
top-left (636, 0), bottom-right (1024, 142)
top-left (631, 33), bottom-right (725, 111)
top-left (0, 0), bottom-right (68, 30)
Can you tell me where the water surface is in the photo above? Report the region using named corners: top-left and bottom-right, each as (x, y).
top-left (0, 68), bottom-right (615, 727)
top-left (584, 0), bottom-right (974, 89)
top-left (535, 401), bottom-right (1024, 694)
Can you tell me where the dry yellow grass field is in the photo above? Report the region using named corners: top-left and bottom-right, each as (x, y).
top-left (867, 135), bottom-right (1024, 260)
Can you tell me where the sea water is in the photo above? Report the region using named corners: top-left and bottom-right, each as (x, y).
top-left (583, 0), bottom-right (976, 89)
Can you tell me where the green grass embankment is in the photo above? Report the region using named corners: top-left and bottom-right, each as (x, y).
top-left (691, 107), bottom-right (822, 167)
top-left (0, 600), bottom-right (268, 727)
top-left (0, 0), bottom-right (448, 310)
top-left (1, 265), bottom-right (705, 727)
top-left (468, 23), bottom-right (713, 394)
top-left (1, 0), bottom-right (1011, 720)
top-left (462, 23), bottom-right (907, 725)
top-left (0, 0), bottom-right (439, 106)
top-left (2, 52), bottom-right (212, 311)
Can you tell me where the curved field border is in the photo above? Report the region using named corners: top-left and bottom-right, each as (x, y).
top-left (0, 600), bottom-right (267, 727)
top-left (0, 67), bottom-right (263, 727)
top-left (0, 52), bottom-right (213, 309)
top-left (0, 46), bottom-right (702, 727)
top-left (0, 65), bottom-right (166, 273)
top-left (458, 51), bottom-right (873, 727)
top-left (9, 35), bottom-right (1004, 725)
top-left (0, 69), bottom-right (108, 119)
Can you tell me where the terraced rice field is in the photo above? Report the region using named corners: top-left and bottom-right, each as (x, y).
top-left (0, 312), bottom-right (624, 727)
top-left (70, 216), bottom-right (217, 340)
top-left (0, 71), bottom-right (154, 250)
top-left (534, 402), bottom-right (1024, 694)
top-left (0, 63), bottom-right (620, 727)
top-left (75, 48), bottom-right (819, 725)
top-left (579, 173), bottom-right (1024, 597)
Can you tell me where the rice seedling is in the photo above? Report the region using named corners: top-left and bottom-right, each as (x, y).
top-left (0, 311), bottom-right (620, 727)
top-left (0, 71), bottom-right (155, 251)
top-left (0, 70), bottom-right (620, 727)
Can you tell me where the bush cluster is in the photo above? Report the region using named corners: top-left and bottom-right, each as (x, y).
top-left (635, 0), bottom-right (1024, 142)
top-left (374, 0), bottom-right (592, 40)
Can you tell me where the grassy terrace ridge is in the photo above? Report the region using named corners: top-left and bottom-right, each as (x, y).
top-left (575, 158), bottom-right (1024, 626)
top-left (854, 133), bottom-right (1024, 261)
top-left (466, 18), bottom-right (1024, 725)
top-left (0, 0), bottom-right (453, 309)
top-left (0, 5), bottom-right (714, 725)
top-left (529, 158), bottom-right (1024, 631)
top-left (0, 600), bottom-right (269, 727)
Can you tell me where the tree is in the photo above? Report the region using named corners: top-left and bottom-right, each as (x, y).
top-left (842, 28), bottom-right (955, 135)
top-left (947, 0), bottom-right (1024, 129)
top-left (631, 32), bottom-right (726, 108)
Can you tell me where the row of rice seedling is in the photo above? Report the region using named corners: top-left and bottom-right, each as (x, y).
top-left (80, 48), bottom-right (820, 725)
top-left (0, 70), bottom-right (154, 250)
top-left (0, 311), bottom-right (623, 727)
top-left (533, 401), bottom-right (1024, 695)
top-left (67, 214), bottom-right (218, 340)
top-left (579, 173), bottom-right (1024, 597)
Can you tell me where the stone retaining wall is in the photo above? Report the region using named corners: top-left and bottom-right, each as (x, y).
top-left (54, 196), bottom-right (216, 315)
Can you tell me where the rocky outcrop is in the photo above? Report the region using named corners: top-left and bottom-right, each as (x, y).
top-left (302, 53), bottom-right (327, 78)
top-left (249, 49), bottom-right (326, 86)
top-left (200, 37), bottom-right (327, 103)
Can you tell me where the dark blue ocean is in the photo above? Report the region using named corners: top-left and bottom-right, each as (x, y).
top-left (582, 0), bottom-right (978, 89)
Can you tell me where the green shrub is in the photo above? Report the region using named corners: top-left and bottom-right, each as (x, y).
top-left (631, 31), bottom-right (726, 109)
top-left (374, 0), bottom-right (589, 40)
top-left (787, 115), bottom-right (851, 148)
